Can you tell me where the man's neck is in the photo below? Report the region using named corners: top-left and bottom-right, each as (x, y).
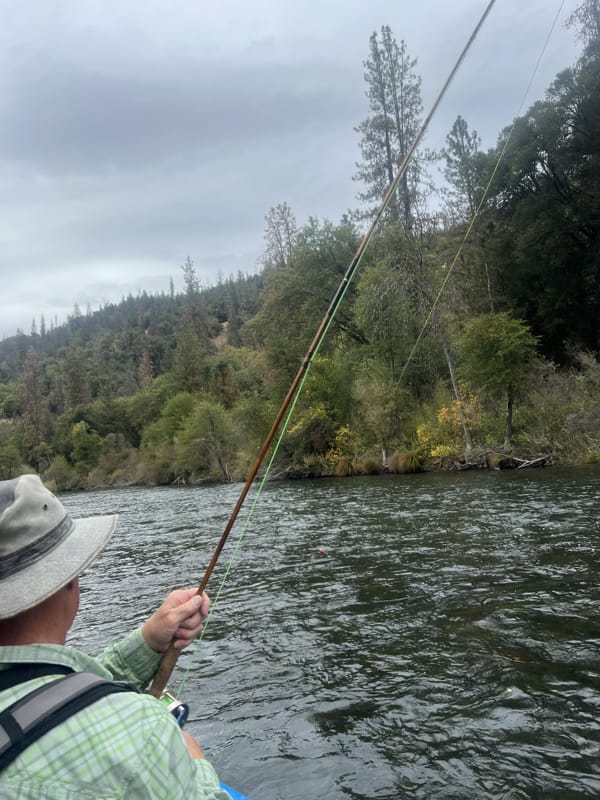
top-left (0, 585), bottom-right (76, 646)
top-left (0, 629), bottom-right (67, 647)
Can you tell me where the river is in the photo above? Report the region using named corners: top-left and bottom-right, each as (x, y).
top-left (62, 466), bottom-right (600, 800)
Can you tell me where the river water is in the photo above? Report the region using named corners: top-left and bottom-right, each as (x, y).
top-left (62, 466), bottom-right (600, 800)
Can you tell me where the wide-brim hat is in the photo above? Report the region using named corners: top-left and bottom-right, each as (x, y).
top-left (0, 474), bottom-right (117, 620)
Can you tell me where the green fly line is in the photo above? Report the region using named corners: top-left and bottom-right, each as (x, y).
top-left (174, 1), bottom-right (508, 699)
top-left (178, 0), bottom-right (574, 705)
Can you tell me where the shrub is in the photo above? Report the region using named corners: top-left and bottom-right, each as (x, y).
top-left (43, 456), bottom-right (79, 492)
top-left (387, 450), bottom-right (423, 474)
top-left (335, 456), bottom-right (355, 477)
top-left (357, 456), bottom-right (382, 475)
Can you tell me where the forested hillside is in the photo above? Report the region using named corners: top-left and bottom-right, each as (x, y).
top-left (1, 7), bottom-right (599, 490)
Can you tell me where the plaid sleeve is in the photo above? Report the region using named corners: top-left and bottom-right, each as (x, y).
top-left (98, 627), bottom-right (162, 687)
top-left (124, 697), bottom-right (234, 799)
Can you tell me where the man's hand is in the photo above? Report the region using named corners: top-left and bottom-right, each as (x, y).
top-left (142, 588), bottom-right (210, 653)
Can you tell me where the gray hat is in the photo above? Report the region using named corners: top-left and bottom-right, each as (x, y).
top-left (0, 474), bottom-right (117, 620)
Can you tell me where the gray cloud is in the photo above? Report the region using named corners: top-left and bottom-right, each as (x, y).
top-left (1, 56), bottom-right (358, 173)
top-left (0, 0), bottom-right (581, 338)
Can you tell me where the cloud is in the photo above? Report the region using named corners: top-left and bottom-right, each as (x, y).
top-left (0, 0), bottom-right (581, 338)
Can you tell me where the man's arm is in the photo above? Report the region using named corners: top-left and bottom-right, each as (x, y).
top-left (99, 588), bottom-right (210, 687)
top-left (110, 694), bottom-right (233, 799)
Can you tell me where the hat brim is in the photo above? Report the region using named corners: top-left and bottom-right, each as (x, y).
top-left (0, 514), bottom-right (117, 620)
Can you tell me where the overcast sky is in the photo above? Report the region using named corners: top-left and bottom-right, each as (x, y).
top-left (0, 0), bottom-right (581, 338)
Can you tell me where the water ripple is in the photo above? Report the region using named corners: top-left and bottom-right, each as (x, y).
top-left (63, 467), bottom-right (600, 799)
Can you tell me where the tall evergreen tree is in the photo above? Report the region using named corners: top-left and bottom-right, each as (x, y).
top-left (440, 115), bottom-right (482, 222)
top-left (354, 26), bottom-right (423, 227)
top-left (21, 347), bottom-right (47, 468)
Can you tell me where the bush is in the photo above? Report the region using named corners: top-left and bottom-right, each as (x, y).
top-left (357, 456), bottom-right (383, 475)
top-left (335, 456), bottom-right (355, 477)
top-left (43, 456), bottom-right (79, 492)
top-left (387, 450), bottom-right (423, 474)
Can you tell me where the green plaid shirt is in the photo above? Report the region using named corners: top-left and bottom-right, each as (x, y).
top-left (0, 630), bottom-right (232, 799)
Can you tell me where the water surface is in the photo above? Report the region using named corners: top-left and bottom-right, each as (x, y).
top-left (64, 467), bottom-right (600, 799)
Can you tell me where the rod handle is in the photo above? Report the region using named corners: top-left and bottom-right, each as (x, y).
top-left (149, 641), bottom-right (179, 698)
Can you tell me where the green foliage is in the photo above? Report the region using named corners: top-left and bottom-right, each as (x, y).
top-left (202, 346), bottom-right (268, 409)
top-left (353, 373), bottom-right (413, 457)
top-left (117, 376), bottom-right (175, 445)
top-left (355, 26), bottom-right (423, 223)
top-left (458, 313), bottom-right (538, 398)
top-left (354, 260), bottom-right (419, 381)
top-left (0, 383), bottom-right (21, 418)
top-left (0, 35), bottom-right (599, 482)
top-left (458, 313), bottom-right (538, 449)
top-left (482, 44), bottom-right (600, 360)
top-left (141, 393), bottom-right (197, 450)
top-left (283, 403), bottom-right (337, 469)
top-left (300, 353), bottom-right (355, 426)
top-left (255, 217), bottom-right (362, 391)
top-left (439, 115), bottom-right (482, 221)
top-left (0, 439), bottom-right (22, 480)
top-left (323, 425), bottom-right (359, 476)
top-left (70, 421), bottom-right (103, 469)
top-left (171, 318), bottom-right (209, 393)
top-left (517, 353), bottom-right (600, 462)
top-left (230, 396), bottom-right (277, 475)
top-left (175, 399), bottom-right (235, 481)
top-left (43, 455), bottom-right (79, 492)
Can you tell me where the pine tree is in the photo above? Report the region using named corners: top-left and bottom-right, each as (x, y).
top-left (354, 26), bottom-right (423, 227)
top-left (21, 346), bottom-right (46, 468)
top-left (138, 337), bottom-right (154, 390)
top-left (440, 115), bottom-right (482, 222)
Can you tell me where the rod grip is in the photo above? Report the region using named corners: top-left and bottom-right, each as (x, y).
top-left (149, 641), bottom-right (179, 698)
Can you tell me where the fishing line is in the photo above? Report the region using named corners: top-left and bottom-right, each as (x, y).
top-left (397, 0), bottom-right (569, 386)
top-left (151, 0), bottom-right (498, 700)
top-left (176, 281), bottom-right (353, 699)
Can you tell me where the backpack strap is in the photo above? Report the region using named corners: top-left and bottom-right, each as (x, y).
top-left (0, 663), bottom-right (74, 691)
top-left (0, 669), bottom-right (138, 772)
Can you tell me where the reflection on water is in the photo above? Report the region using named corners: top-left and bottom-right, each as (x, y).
top-left (64, 467), bottom-right (600, 799)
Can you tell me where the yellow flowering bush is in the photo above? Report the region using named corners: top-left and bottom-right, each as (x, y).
top-left (324, 425), bottom-right (356, 472)
top-left (417, 389), bottom-right (482, 458)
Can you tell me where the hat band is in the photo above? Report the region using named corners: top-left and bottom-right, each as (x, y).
top-left (0, 514), bottom-right (75, 580)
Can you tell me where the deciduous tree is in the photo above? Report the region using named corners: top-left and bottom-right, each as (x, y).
top-left (458, 313), bottom-right (538, 450)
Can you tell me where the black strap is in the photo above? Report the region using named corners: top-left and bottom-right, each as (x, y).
top-left (0, 665), bottom-right (138, 773)
top-left (0, 663), bottom-right (74, 691)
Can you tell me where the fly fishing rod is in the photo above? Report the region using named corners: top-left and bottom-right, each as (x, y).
top-left (149, 0), bottom-right (497, 699)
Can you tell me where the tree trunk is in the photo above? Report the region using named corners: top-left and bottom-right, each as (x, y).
top-left (504, 383), bottom-right (514, 450)
top-left (435, 313), bottom-right (473, 452)
top-left (484, 261), bottom-right (495, 312)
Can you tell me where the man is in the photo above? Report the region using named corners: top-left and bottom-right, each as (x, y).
top-left (0, 473), bottom-right (233, 799)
